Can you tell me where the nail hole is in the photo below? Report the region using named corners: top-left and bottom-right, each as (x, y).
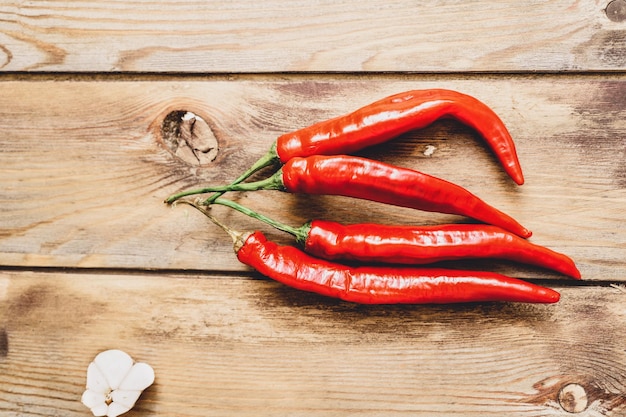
top-left (606, 0), bottom-right (626, 22)
top-left (160, 110), bottom-right (219, 165)
top-left (558, 383), bottom-right (588, 413)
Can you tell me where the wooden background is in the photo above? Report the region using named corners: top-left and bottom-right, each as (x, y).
top-left (1, 1), bottom-right (625, 416)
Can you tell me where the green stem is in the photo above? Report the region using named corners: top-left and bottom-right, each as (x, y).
top-left (204, 145), bottom-right (280, 204)
top-left (164, 168), bottom-right (285, 205)
top-left (173, 199), bottom-right (248, 251)
top-left (211, 198), bottom-right (309, 244)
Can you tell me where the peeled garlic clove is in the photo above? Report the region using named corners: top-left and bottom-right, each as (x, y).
top-left (86, 362), bottom-right (110, 394)
top-left (106, 402), bottom-right (131, 417)
top-left (118, 362), bottom-right (155, 391)
top-left (94, 350), bottom-right (133, 390)
top-left (89, 402), bottom-right (109, 417)
top-left (110, 389), bottom-right (142, 409)
top-left (81, 390), bottom-right (107, 409)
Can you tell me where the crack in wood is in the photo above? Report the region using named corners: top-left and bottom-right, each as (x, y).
top-left (0, 329), bottom-right (7, 358)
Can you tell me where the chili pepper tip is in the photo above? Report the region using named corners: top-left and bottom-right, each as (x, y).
top-left (540, 287), bottom-right (560, 303)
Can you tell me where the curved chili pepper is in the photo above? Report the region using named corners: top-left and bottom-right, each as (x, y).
top-left (179, 201), bottom-right (559, 304)
top-left (201, 89), bottom-right (523, 205)
top-left (277, 89), bottom-right (523, 184)
top-left (210, 198), bottom-right (581, 279)
top-left (166, 154), bottom-right (532, 238)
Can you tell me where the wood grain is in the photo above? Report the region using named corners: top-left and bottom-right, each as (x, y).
top-left (0, 76), bottom-right (625, 280)
top-left (0, 1), bottom-right (624, 73)
top-left (1, 3), bottom-right (624, 417)
top-left (0, 270), bottom-right (624, 417)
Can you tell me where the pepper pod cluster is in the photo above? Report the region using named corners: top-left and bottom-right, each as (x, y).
top-left (166, 89), bottom-right (580, 305)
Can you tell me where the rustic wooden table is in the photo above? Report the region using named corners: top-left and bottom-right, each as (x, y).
top-left (1, 1), bottom-right (625, 416)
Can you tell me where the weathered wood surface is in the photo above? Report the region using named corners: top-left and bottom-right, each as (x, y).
top-left (2, 2), bottom-right (626, 415)
top-left (0, 0), bottom-right (625, 72)
top-left (0, 270), bottom-right (624, 417)
top-left (1, 76), bottom-right (625, 281)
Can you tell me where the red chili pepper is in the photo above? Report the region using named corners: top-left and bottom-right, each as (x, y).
top-left (166, 154), bottom-right (532, 238)
top-left (277, 89), bottom-right (523, 184)
top-left (201, 89), bottom-right (523, 204)
top-left (178, 201), bottom-right (559, 304)
top-left (210, 198), bottom-right (581, 279)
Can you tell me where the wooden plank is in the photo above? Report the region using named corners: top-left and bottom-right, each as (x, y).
top-left (0, 76), bottom-right (625, 280)
top-left (0, 1), bottom-right (624, 73)
top-left (0, 270), bottom-right (624, 416)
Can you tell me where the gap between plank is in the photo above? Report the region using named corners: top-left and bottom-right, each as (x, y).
top-left (1, 71), bottom-right (626, 83)
top-left (0, 265), bottom-right (617, 289)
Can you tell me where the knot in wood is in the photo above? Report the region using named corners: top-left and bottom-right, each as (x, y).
top-left (558, 383), bottom-right (588, 413)
top-left (0, 45), bottom-right (11, 69)
top-left (606, 0), bottom-right (626, 22)
top-left (161, 110), bottom-right (219, 165)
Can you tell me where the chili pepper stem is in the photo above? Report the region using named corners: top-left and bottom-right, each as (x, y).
top-left (164, 169), bottom-right (284, 205)
top-left (203, 145), bottom-right (280, 204)
top-left (173, 199), bottom-right (249, 252)
top-left (210, 197), bottom-right (310, 245)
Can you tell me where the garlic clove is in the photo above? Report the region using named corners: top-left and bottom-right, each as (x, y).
top-left (118, 362), bottom-right (155, 391)
top-left (86, 362), bottom-right (110, 394)
top-left (94, 349), bottom-right (133, 390)
top-left (90, 402), bottom-right (109, 417)
top-left (106, 402), bottom-right (132, 417)
top-left (110, 389), bottom-right (142, 409)
top-left (81, 389), bottom-right (107, 409)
